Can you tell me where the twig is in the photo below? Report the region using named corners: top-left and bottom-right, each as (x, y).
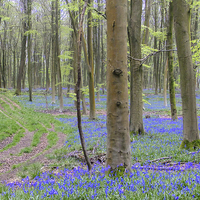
top-left (93, 8), bottom-right (106, 19)
top-left (128, 48), bottom-right (177, 66)
top-left (147, 156), bottom-right (172, 163)
top-left (188, 150), bottom-right (200, 155)
top-left (147, 150), bottom-right (200, 164)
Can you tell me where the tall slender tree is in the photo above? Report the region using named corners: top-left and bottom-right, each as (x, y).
top-left (106, 0), bottom-right (131, 173)
top-left (173, 0), bottom-right (200, 148)
top-left (55, 0), bottom-right (63, 112)
top-left (27, 0), bottom-right (32, 101)
top-left (51, 0), bottom-right (56, 103)
top-left (128, 0), bottom-right (144, 135)
top-left (15, 0), bottom-right (27, 95)
top-left (76, 0), bottom-right (92, 175)
top-left (87, 0), bottom-right (96, 120)
top-left (167, 2), bottom-right (177, 120)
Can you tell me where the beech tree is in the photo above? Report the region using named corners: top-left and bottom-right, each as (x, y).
top-left (167, 2), bottom-right (177, 120)
top-left (173, 0), bottom-right (200, 148)
top-left (106, 0), bottom-right (131, 173)
top-left (87, 0), bottom-right (96, 120)
top-left (15, 0), bottom-right (27, 95)
top-left (27, 0), bottom-right (32, 101)
top-left (128, 0), bottom-right (144, 135)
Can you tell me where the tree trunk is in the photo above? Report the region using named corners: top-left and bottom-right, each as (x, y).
top-left (154, 5), bottom-right (158, 95)
top-left (167, 2), bottom-right (177, 120)
top-left (142, 0), bottom-right (151, 45)
top-left (15, 0), bottom-right (27, 95)
top-left (76, 0), bottom-right (92, 175)
top-left (100, 11), bottom-right (105, 94)
top-left (27, 0), bottom-right (32, 101)
top-left (15, 31), bottom-right (26, 95)
top-left (142, 0), bottom-right (151, 90)
top-left (2, 43), bottom-right (6, 88)
top-left (163, 59), bottom-right (168, 107)
top-left (106, 0), bottom-right (131, 174)
top-left (173, 0), bottom-right (200, 145)
top-left (95, 0), bottom-right (101, 102)
top-left (2, 21), bottom-right (7, 88)
top-left (55, 0), bottom-right (63, 112)
top-left (87, 0), bottom-right (96, 120)
top-left (51, 0), bottom-right (56, 103)
top-left (13, 50), bottom-right (16, 88)
top-left (73, 30), bottom-right (78, 106)
top-left (128, 0), bottom-right (144, 135)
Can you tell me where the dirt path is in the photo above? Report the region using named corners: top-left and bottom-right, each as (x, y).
top-left (0, 133), bottom-right (48, 174)
top-left (0, 96), bottom-right (67, 183)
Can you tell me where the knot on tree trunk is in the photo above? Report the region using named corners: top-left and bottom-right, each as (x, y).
top-left (113, 69), bottom-right (123, 76)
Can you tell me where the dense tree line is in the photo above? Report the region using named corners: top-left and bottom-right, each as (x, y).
top-left (0, 0), bottom-right (200, 173)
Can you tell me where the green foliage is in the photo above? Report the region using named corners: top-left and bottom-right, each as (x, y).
top-left (106, 165), bottom-right (126, 178)
top-left (81, 86), bottom-right (89, 95)
top-left (141, 44), bottom-right (161, 58)
top-left (19, 147), bottom-right (32, 154)
top-left (29, 162), bottom-right (42, 179)
top-left (143, 64), bottom-right (151, 69)
top-left (141, 25), bottom-right (167, 42)
top-left (0, 16), bottom-right (10, 22)
top-left (67, 92), bottom-right (77, 101)
top-left (142, 94), bottom-right (151, 105)
top-left (58, 50), bottom-right (73, 60)
top-left (24, 29), bottom-right (38, 36)
top-left (18, 162), bottom-right (42, 180)
top-left (191, 39), bottom-right (200, 68)
top-left (190, 0), bottom-right (200, 9)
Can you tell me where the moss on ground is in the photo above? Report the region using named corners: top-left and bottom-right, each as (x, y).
top-left (180, 139), bottom-right (200, 151)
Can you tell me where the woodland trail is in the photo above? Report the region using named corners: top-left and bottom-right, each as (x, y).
top-left (0, 95), bottom-right (67, 183)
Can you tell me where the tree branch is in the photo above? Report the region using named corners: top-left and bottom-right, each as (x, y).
top-left (83, 0), bottom-right (107, 19)
top-left (128, 47), bottom-right (177, 66)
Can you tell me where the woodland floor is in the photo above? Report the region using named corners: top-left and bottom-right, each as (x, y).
top-left (0, 95), bottom-right (110, 184)
top-left (0, 92), bottom-right (199, 185)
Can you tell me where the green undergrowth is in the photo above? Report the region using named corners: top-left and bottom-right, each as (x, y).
top-left (18, 162), bottom-right (42, 180)
top-left (0, 112), bottom-right (23, 142)
top-left (46, 131), bottom-right (59, 149)
top-left (0, 130), bottom-right (25, 153)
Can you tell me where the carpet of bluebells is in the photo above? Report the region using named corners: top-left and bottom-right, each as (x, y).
top-left (2, 89), bottom-right (200, 199)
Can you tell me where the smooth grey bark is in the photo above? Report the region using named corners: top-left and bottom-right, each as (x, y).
top-left (87, 0), bottom-right (96, 120)
top-left (15, 0), bottom-right (27, 95)
top-left (167, 2), bottom-right (177, 120)
top-left (27, 0), bottom-right (32, 101)
top-left (128, 0), bottom-right (144, 135)
top-left (173, 0), bottom-right (199, 143)
top-left (51, 0), bottom-right (56, 103)
top-left (55, 0), bottom-right (63, 112)
top-left (106, 0), bottom-right (131, 173)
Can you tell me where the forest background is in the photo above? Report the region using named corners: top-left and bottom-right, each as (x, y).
top-left (0, 0), bottom-right (200, 199)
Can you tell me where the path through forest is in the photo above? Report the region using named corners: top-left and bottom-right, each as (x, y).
top-left (0, 96), bottom-right (67, 183)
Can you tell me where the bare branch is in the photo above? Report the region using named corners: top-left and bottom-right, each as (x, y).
top-left (128, 47), bottom-right (177, 66)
